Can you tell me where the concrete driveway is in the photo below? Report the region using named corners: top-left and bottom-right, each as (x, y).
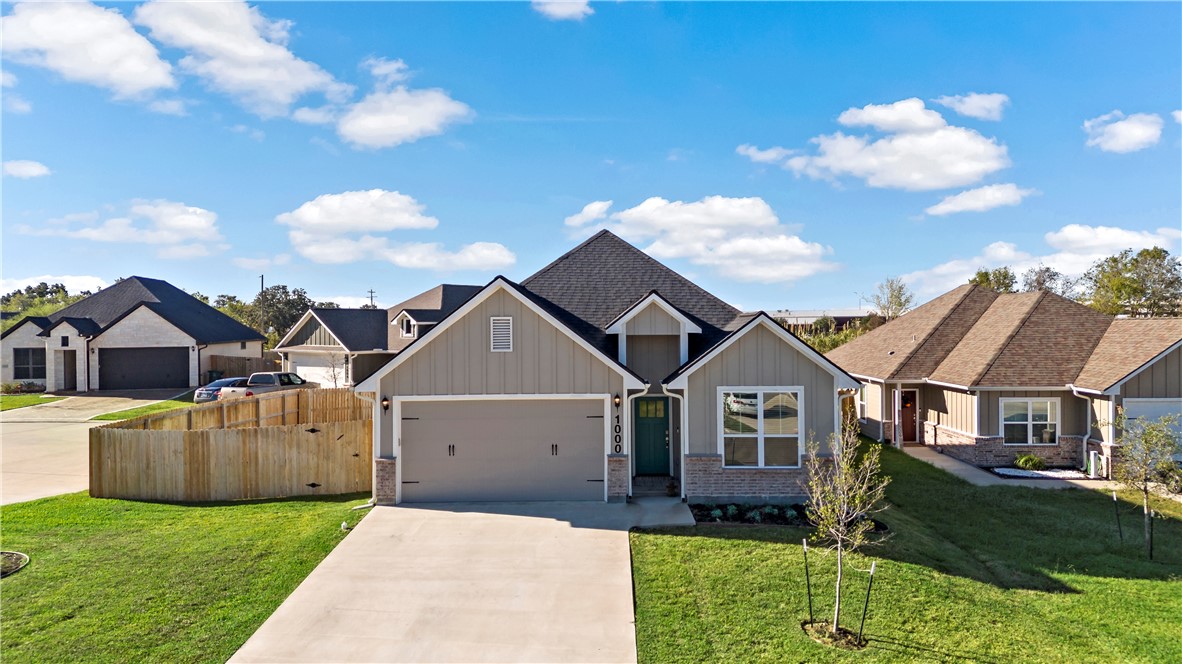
top-left (1, 389), bottom-right (185, 504)
top-left (231, 500), bottom-right (693, 664)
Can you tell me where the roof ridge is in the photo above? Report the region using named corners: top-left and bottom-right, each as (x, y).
top-left (971, 290), bottom-right (1046, 386)
top-left (521, 229), bottom-right (614, 285)
top-left (888, 283), bottom-right (979, 380)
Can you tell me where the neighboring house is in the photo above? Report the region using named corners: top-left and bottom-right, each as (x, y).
top-left (386, 284), bottom-right (483, 352)
top-left (771, 307), bottom-right (875, 331)
top-left (275, 308), bottom-right (390, 387)
top-left (827, 284), bottom-right (1182, 474)
top-left (356, 230), bottom-right (858, 505)
top-left (0, 277), bottom-right (264, 392)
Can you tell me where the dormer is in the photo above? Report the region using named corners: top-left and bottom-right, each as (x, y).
top-left (605, 291), bottom-right (702, 365)
top-left (392, 311), bottom-right (420, 339)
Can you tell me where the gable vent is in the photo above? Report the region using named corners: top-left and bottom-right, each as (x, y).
top-left (490, 316), bottom-right (513, 352)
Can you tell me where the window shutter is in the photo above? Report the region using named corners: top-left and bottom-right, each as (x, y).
top-left (490, 317), bottom-right (513, 352)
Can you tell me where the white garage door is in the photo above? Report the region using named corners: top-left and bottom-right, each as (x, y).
top-left (289, 353), bottom-right (346, 388)
top-left (400, 399), bottom-right (606, 502)
top-left (1124, 398), bottom-right (1182, 460)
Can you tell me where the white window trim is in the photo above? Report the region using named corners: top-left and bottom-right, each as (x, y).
top-left (490, 316), bottom-right (513, 352)
top-left (398, 315), bottom-right (415, 339)
top-left (717, 385), bottom-right (804, 469)
top-left (1000, 396), bottom-right (1061, 446)
top-left (857, 385), bottom-right (867, 422)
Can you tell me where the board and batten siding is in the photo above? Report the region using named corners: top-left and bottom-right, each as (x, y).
top-left (685, 324), bottom-right (837, 454)
top-left (978, 390), bottom-right (1087, 437)
top-left (1121, 344), bottom-right (1182, 399)
top-left (922, 385), bottom-right (976, 434)
top-left (858, 382), bottom-right (884, 440)
top-left (625, 303), bottom-right (680, 335)
top-left (1089, 395), bottom-right (1111, 442)
top-left (286, 318), bottom-right (340, 348)
top-left (627, 335), bottom-right (679, 385)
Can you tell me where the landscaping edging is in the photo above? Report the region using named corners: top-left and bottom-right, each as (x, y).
top-left (1, 551), bottom-right (29, 578)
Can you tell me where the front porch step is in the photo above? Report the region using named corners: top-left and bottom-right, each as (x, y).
top-left (632, 475), bottom-right (677, 498)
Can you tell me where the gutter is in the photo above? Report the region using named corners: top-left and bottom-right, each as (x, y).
top-left (624, 384), bottom-right (653, 500)
top-left (659, 383), bottom-right (687, 501)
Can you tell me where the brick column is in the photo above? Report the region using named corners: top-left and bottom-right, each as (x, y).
top-left (374, 457), bottom-right (398, 505)
top-left (607, 454), bottom-right (629, 502)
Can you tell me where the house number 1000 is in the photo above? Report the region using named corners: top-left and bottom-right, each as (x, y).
top-left (613, 414), bottom-right (622, 453)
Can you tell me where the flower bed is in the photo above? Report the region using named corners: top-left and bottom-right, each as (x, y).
top-left (991, 467), bottom-right (1089, 480)
top-left (689, 503), bottom-right (808, 526)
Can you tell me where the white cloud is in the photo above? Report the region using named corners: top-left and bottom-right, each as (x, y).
top-left (232, 254), bottom-right (291, 271)
top-left (18, 199), bottom-right (227, 259)
top-left (1, 71), bottom-right (15, 87)
top-left (564, 200), bottom-right (613, 227)
top-left (230, 124), bottom-right (265, 142)
top-left (902, 224), bottom-right (1182, 296)
top-left (1083, 111), bottom-right (1163, 153)
top-left (363, 57), bottom-right (409, 89)
top-left (567, 196), bottom-right (836, 283)
top-left (3, 160), bottom-right (51, 178)
top-left (924, 183), bottom-right (1037, 216)
top-left (336, 87), bottom-right (473, 149)
top-left (763, 98), bottom-right (1009, 191)
top-left (1, 1), bottom-right (174, 98)
top-left (532, 1), bottom-right (594, 21)
top-left (736, 144), bottom-right (795, 164)
top-left (276, 189), bottom-right (514, 270)
top-left (148, 99), bottom-right (187, 116)
top-left (1174, 110), bottom-right (1182, 124)
top-left (133, 0), bottom-right (351, 117)
top-left (292, 106), bottom-right (337, 125)
top-left (933, 93), bottom-right (1010, 121)
top-left (4, 94), bottom-right (32, 114)
top-left (0, 274), bottom-right (109, 295)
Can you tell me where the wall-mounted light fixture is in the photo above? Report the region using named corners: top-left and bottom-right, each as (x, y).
top-left (613, 394), bottom-right (622, 409)
top-left (381, 396), bottom-right (390, 412)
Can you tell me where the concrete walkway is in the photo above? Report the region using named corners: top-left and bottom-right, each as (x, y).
top-left (231, 498), bottom-right (693, 664)
top-left (903, 445), bottom-right (1118, 491)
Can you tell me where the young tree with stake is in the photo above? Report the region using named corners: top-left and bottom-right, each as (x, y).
top-left (804, 416), bottom-right (890, 637)
top-left (1109, 413), bottom-right (1181, 560)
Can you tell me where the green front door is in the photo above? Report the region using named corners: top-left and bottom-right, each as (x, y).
top-left (635, 397), bottom-right (670, 475)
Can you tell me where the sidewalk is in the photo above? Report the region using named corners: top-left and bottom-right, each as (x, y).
top-left (902, 445), bottom-right (1118, 492)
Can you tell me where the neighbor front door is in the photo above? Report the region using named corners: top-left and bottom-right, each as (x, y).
top-left (634, 397), bottom-right (669, 475)
top-left (900, 390), bottom-right (917, 442)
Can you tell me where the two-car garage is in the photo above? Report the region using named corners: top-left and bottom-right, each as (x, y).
top-left (98, 347), bottom-right (190, 390)
top-left (398, 399), bottom-right (607, 502)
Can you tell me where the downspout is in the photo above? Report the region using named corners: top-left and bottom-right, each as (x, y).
top-left (84, 336), bottom-right (93, 392)
top-left (197, 343), bottom-right (208, 386)
top-left (1070, 385), bottom-right (1091, 471)
top-left (624, 385), bottom-right (652, 500)
top-left (659, 383), bottom-right (687, 501)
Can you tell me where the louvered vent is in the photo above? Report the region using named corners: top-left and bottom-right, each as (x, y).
top-left (490, 316), bottom-right (513, 352)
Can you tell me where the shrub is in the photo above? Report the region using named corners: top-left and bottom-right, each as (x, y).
top-left (1, 382), bottom-right (21, 394)
top-left (20, 381), bottom-right (45, 393)
top-left (1014, 453), bottom-right (1046, 471)
top-left (1157, 464), bottom-right (1182, 495)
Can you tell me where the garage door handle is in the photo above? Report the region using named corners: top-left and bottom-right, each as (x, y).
top-left (448, 444), bottom-right (455, 457)
top-left (551, 444), bottom-right (558, 456)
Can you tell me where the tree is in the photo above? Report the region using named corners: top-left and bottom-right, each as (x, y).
top-left (1110, 413), bottom-right (1181, 560)
top-left (249, 285), bottom-right (316, 337)
top-left (190, 291), bottom-right (211, 304)
top-left (1080, 247), bottom-right (1182, 317)
top-left (804, 417), bottom-right (890, 636)
top-left (324, 351), bottom-right (347, 388)
top-left (870, 277), bottom-right (914, 321)
top-left (968, 266), bottom-right (1016, 293)
top-left (214, 294), bottom-right (254, 327)
top-left (1021, 263), bottom-right (1073, 297)
top-left (0, 282), bottom-right (91, 333)
top-left (360, 303), bottom-right (379, 310)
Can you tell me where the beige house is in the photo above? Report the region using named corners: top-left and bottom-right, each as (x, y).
top-left (1, 277), bottom-right (264, 391)
top-left (356, 231), bottom-right (858, 504)
top-left (827, 284), bottom-right (1182, 476)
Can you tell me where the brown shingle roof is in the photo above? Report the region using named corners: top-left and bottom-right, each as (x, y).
top-left (825, 284), bottom-right (993, 381)
top-left (1073, 318), bottom-right (1182, 392)
top-left (928, 292), bottom-right (1043, 387)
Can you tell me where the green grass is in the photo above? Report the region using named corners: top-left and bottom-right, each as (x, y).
top-left (632, 444), bottom-right (1182, 663)
top-left (90, 391), bottom-right (195, 421)
top-left (0, 491), bottom-right (371, 663)
top-left (0, 394), bottom-right (65, 411)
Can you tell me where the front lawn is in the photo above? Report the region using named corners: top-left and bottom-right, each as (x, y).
top-left (632, 444), bottom-right (1182, 663)
top-left (90, 391), bottom-right (195, 421)
top-left (0, 394), bottom-right (65, 411)
top-left (0, 491), bottom-right (370, 663)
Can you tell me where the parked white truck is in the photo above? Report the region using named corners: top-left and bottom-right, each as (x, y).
top-left (217, 372), bottom-right (318, 400)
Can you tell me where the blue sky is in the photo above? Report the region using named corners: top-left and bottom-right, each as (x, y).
top-left (3, 1), bottom-right (1180, 311)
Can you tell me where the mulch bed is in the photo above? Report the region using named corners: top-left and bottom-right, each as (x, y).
top-left (2, 551), bottom-right (29, 578)
top-left (689, 503), bottom-right (809, 526)
top-left (802, 621), bottom-right (867, 649)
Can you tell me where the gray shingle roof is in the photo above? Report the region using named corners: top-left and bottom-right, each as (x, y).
top-left (311, 308), bottom-right (390, 351)
top-left (26, 276), bottom-right (264, 344)
top-left (386, 284), bottom-right (483, 351)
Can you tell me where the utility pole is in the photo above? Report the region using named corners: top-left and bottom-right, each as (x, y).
top-left (259, 274), bottom-right (265, 295)
top-left (367, 289), bottom-right (377, 307)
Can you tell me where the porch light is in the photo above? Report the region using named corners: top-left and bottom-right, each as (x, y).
top-left (381, 396), bottom-right (390, 412)
top-left (613, 394), bottom-right (622, 408)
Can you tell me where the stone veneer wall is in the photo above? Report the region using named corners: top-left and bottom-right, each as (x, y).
top-left (923, 422), bottom-right (1083, 468)
top-left (607, 454), bottom-right (629, 502)
top-left (683, 454), bottom-right (808, 503)
top-left (374, 457), bottom-right (397, 505)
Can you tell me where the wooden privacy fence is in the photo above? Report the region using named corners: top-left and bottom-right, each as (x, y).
top-left (90, 388), bottom-right (374, 502)
top-left (207, 352), bottom-right (281, 379)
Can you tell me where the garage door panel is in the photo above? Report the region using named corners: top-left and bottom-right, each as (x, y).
top-left (99, 347), bottom-right (189, 390)
top-left (401, 399), bottom-right (605, 502)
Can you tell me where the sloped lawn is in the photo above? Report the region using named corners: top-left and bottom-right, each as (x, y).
top-left (0, 492), bottom-right (370, 663)
top-left (0, 394), bottom-right (65, 411)
top-left (632, 445), bottom-right (1182, 663)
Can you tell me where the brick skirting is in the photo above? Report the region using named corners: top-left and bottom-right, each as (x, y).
top-left (374, 457), bottom-right (397, 505)
top-left (684, 454), bottom-right (808, 503)
top-left (607, 454), bottom-right (629, 502)
top-left (923, 422), bottom-right (1084, 468)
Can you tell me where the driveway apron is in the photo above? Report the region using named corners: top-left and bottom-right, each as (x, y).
top-left (231, 501), bottom-right (690, 663)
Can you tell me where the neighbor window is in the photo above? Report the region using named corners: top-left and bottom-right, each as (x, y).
top-left (858, 386), bottom-right (867, 421)
top-left (60, 335), bottom-right (69, 347)
top-left (490, 317), bottom-right (513, 352)
top-left (1001, 398), bottom-right (1059, 445)
top-left (720, 388), bottom-right (802, 468)
top-left (13, 348), bottom-right (46, 380)
top-left (240, 341), bottom-right (247, 350)
top-left (399, 316), bottom-right (415, 338)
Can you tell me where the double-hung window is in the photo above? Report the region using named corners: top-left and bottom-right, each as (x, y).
top-left (720, 387), bottom-right (802, 468)
top-left (1001, 398), bottom-right (1059, 445)
top-left (857, 386), bottom-right (867, 421)
top-left (13, 348), bottom-right (46, 380)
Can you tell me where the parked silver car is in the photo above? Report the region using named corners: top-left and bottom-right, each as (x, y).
top-left (194, 377), bottom-right (249, 403)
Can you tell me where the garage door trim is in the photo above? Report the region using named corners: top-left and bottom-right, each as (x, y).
top-left (391, 393), bottom-right (616, 504)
